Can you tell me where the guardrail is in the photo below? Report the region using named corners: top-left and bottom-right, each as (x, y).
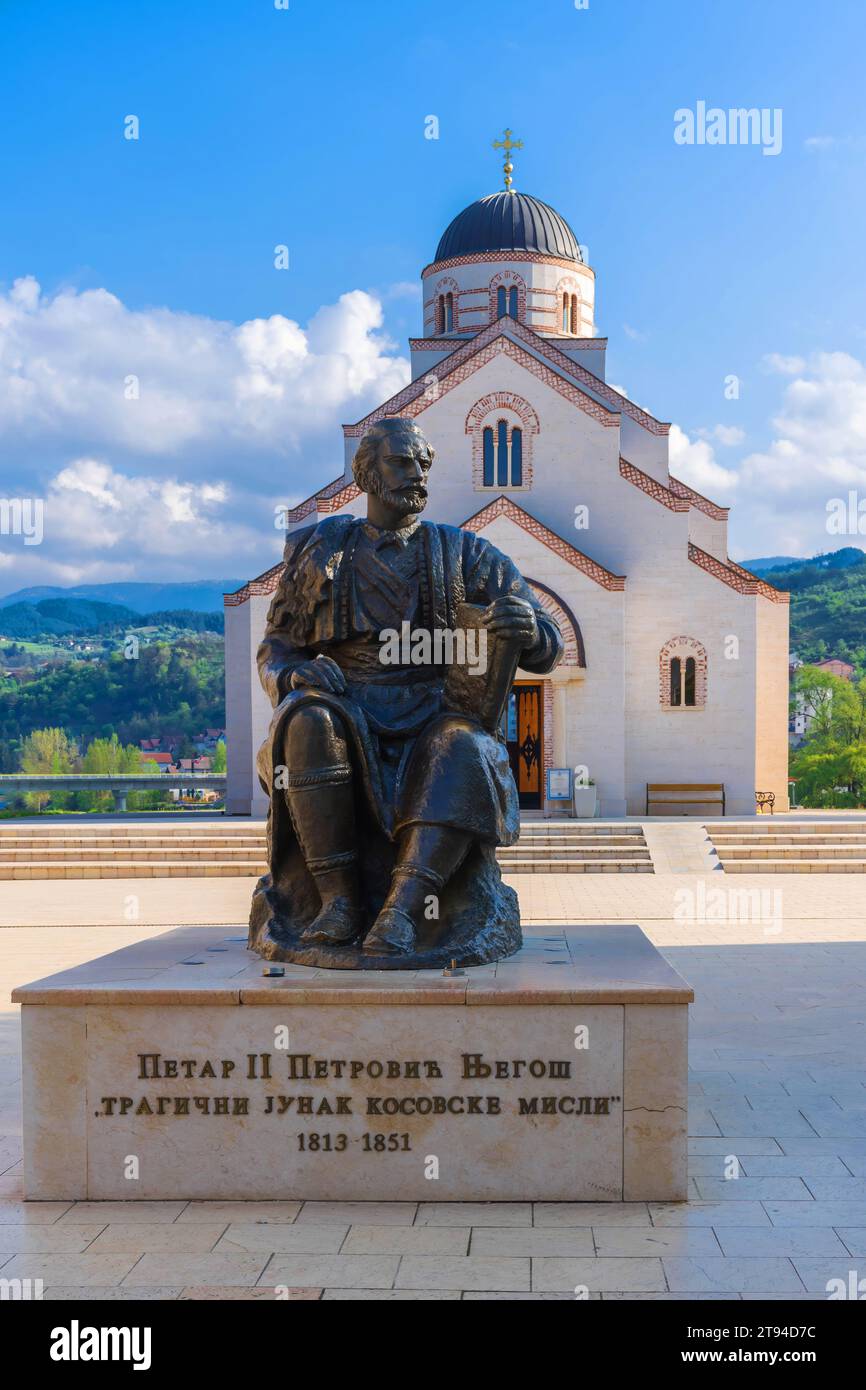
top-left (0, 773), bottom-right (226, 812)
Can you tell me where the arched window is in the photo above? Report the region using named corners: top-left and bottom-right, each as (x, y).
top-left (508, 286), bottom-right (518, 318)
top-left (497, 286), bottom-right (507, 318)
top-left (670, 657), bottom-right (697, 706)
top-left (661, 639), bottom-right (706, 709)
top-left (467, 392), bottom-right (537, 492)
top-left (436, 290), bottom-right (455, 334)
top-left (511, 427), bottom-right (523, 486)
top-left (480, 420), bottom-right (523, 488)
top-left (482, 427), bottom-right (495, 488)
top-left (560, 290), bottom-right (580, 335)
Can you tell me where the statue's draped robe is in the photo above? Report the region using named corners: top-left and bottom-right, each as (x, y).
top-left (251, 514), bottom-right (563, 947)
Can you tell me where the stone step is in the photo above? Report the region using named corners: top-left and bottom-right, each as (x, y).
top-left (499, 848), bottom-right (651, 861)
top-left (717, 845), bottom-right (866, 859)
top-left (711, 824), bottom-right (866, 836)
top-left (500, 859), bottom-right (654, 873)
top-left (721, 858), bottom-right (866, 873)
top-left (711, 832), bottom-right (866, 843)
top-left (0, 847), bottom-right (266, 863)
top-left (0, 861), bottom-right (267, 879)
top-left (0, 834), bottom-right (268, 845)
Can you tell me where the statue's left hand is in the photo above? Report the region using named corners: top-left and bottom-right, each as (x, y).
top-left (481, 595), bottom-right (538, 650)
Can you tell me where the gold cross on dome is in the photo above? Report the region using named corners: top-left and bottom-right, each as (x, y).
top-left (492, 127), bottom-right (523, 191)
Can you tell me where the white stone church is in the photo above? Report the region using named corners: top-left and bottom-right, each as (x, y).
top-left (225, 168), bottom-right (789, 818)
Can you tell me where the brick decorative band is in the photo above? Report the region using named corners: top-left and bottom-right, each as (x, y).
top-left (619, 458), bottom-right (689, 511)
top-left (688, 544), bottom-right (790, 603)
top-left (668, 475), bottom-right (729, 520)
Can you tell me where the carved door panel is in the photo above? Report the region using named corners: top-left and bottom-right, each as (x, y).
top-left (503, 683), bottom-right (542, 810)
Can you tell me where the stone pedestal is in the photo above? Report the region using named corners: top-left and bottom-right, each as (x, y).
top-left (14, 924), bottom-right (692, 1203)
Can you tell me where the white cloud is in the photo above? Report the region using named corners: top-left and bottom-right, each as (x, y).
top-left (0, 276), bottom-right (413, 591)
top-left (763, 353), bottom-right (806, 376)
top-left (668, 424), bottom-right (739, 495)
top-left (0, 277), bottom-right (410, 458)
top-left (712, 424), bottom-right (746, 446)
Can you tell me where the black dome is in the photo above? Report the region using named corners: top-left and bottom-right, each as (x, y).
top-left (434, 191), bottom-right (582, 263)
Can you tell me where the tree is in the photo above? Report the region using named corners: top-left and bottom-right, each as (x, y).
top-left (19, 727), bottom-right (78, 811)
top-left (212, 740), bottom-right (227, 773)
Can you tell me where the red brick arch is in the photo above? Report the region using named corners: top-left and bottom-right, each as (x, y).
top-left (527, 580), bottom-right (585, 668)
top-left (659, 636), bottom-right (707, 708)
top-left (465, 392), bottom-right (539, 491)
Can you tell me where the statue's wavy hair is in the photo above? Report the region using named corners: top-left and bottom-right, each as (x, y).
top-left (351, 418), bottom-right (435, 492)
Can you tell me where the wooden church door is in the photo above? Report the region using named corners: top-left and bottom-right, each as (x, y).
top-left (503, 683), bottom-right (543, 809)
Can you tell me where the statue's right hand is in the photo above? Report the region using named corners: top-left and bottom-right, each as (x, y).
top-left (290, 655), bottom-right (347, 695)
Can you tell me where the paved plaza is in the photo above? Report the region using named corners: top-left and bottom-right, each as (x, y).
top-left (2, 852), bottom-right (866, 1300)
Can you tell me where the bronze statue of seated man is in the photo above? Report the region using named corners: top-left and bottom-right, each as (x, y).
top-left (248, 417), bottom-right (563, 969)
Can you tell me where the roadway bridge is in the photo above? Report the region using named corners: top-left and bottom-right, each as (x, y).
top-left (0, 773), bottom-right (226, 813)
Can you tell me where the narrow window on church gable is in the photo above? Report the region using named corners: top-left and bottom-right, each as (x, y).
top-left (508, 286), bottom-right (518, 318)
top-left (684, 656), bottom-right (697, 706)
top-left (496, 419), bottom-right (509, 486)
top-left (511, 427), bottom-right (523, 486)
top-left (663, 644), bottom-right (705, 709)
top-left (482, 427), bottom-right (495, 487)
top-left (497, 286), bottom-right (507, 318)
top-left (570, 294), bottom-right (578, 335)
top-left (670, 657), bottom-right (682, 707)
top-left (444, 292), bottom-right (454, 332)
top-left (562, 295), bottom-right (569, 333)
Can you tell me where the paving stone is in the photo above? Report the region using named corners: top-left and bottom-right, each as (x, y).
top-left (663, 1256), bottom-right (804, 1293)
top-left (416, 1202), bottom-right (532, 1227)
top-left (533, 1203), bottom-right (650, 1227)
top-left (262, 1255), bottom-right (399, 1289)
top-left (89, 1224), bottom-right (226, 1254)
top-left (791, 1259), bottom-right (866, 1293)
top-left (295, 1202), bottom-right (416, 1226)
top-left (468, 1227), bottom-right (594, 1256)
top-left (532, 1256), bottom-right (665, 1293)
top-left (214, 1224), bottom-right (347, 1255)
top-left (124, 1254), bottom-right (268, 1286)
top-left (176, 1201), bottom-right (301, 1224)
top-left (322, 1288), bottom-right (461, 1300)
top-left (693, 1177), bottom-right (813, 1201)
top-left (396, 1256), bottom-right (530, 1291)
top-left (591, 1227), bottom-right (721, 1256)
top-left (765, 1201), bottom-right (866, 1226)
top-left (0, 1224), bottom-right (107, 1253)
top-left (0, 1253), bottom-right (139, 1286)
top-left (649, 1202), bottom-right (772, 1227)
top-left (714, 1226), bottom-right (850, 1257)
top-left (341, 1225), bottom-right (469, 1255)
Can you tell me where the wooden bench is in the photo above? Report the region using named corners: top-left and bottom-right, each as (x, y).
top-left (646, 783), bottom-right (726, 816)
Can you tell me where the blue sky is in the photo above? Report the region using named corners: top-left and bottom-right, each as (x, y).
top-left (1, 0), bottom-right (865, 591)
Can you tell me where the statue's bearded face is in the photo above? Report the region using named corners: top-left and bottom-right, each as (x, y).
top-left (367, 433), bottom-right (432, 517)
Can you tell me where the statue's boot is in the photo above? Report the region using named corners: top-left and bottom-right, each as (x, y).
top-left (284, 756), bottom-right (362, 946)
top-left (363, 825), bottom-right (472, 957)
top-left (362, 863), bottom-right (443, 956)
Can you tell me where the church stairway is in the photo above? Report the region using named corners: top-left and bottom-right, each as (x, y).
top-left (0, 819), bottom-right (653, 878)
top-left (708, 821), bottom-right (866, 872)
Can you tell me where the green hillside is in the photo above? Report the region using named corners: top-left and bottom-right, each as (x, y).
top-left (753, 548), bottom-right (866, 666)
